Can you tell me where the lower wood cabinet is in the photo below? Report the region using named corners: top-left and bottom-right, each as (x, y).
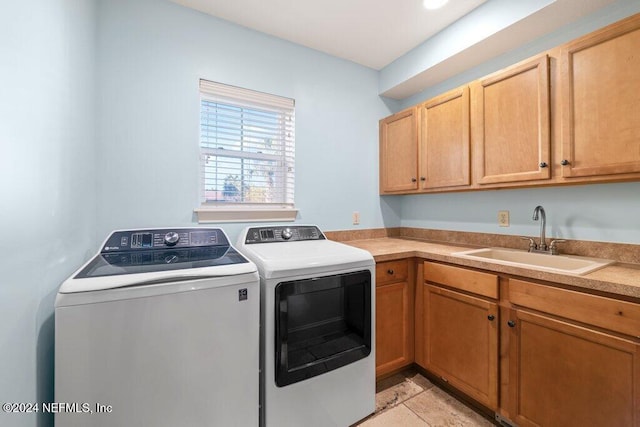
top-left (375, 259), bottom-right (414, 378)
top-left (421, 262), bottom-right (499, 410)
top-left (507, 308), bottom-right (639, 427)
top-left (423, 284), bottom-right (499, 409)
top-left (374, 258), bottom-right (640, 424)
top-left (415, 262), bottom-right (640, 425)
top-left (506, 278), bottom-right (640, 426)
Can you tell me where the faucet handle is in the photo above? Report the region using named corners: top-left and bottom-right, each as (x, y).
top-left (520, 237), bottom-right (537, 252)
top-left (549, 239), bottom-right (566, 255)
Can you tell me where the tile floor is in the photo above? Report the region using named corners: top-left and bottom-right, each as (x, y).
top-left (357, 370), bottom-right (495, 427)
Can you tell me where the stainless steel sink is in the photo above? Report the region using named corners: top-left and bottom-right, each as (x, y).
top-left (452, 247), bottom-right (614, 275)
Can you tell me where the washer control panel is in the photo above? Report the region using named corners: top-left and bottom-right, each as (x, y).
top-left (244, 225), bottom-right (326, 244)
top-left (101, 228), bottom-right (227, 252)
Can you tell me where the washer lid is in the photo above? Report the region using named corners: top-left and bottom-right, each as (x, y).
top-left (74, 246), bottom-right (249, 279)
top-left (59, 258), bottom-right (257, 294)
top-left (59, 227), bottom-right (257, 294)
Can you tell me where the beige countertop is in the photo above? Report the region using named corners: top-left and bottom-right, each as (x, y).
top-left (344, 237), bottom-right (640, 300)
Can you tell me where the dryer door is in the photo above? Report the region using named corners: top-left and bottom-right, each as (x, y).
top-left (274, 270), bottom-right (372, 387)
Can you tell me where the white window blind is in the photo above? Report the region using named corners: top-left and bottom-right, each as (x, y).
top-left (199, 79), bottom-right (295, 210)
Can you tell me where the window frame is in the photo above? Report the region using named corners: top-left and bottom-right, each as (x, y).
top-left (195, 80), bottom-right (297, 223)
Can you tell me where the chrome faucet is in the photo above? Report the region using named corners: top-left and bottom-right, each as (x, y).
top-left (532, 205), bottom-right (547, 251)
top-left (521, 205), bottom-right (565, 255)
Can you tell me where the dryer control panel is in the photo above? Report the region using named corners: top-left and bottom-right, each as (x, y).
top-left (101, 228), bottom-right (229, 252)
top-left (244, 225), bottom-right (326, 244)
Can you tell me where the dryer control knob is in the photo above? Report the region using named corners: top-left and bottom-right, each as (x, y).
top-left (164, 231), bottom-right (180, 246)
top-left (281, 228), bottom-right (293, 240)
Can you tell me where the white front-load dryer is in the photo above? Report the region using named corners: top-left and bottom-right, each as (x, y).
top-left (237, 225), bottom-right (375, 427)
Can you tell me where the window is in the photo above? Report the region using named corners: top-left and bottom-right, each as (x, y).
top-left (195, 79), bottom-right (296, 223)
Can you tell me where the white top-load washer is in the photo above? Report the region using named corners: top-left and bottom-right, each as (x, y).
top-left (55, 228), bottom-right (259, 427)
top-left (237, 225), bottom-right (375, 427)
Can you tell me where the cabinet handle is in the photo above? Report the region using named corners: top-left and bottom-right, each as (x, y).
top-left (561, 159), bottom-right (570, 166)
top-left (411, 178), bottom-right (417, 182)
top-left (387, 269), bottom-right (394, 275)
top-left (487, 315), bottom-right (495, 321)
top-left (507, 320), bottom-right (516, 328)
top-left (539, 162), bottom-right (548, 168)
top-left (420, 177), bottom-right (426, 181)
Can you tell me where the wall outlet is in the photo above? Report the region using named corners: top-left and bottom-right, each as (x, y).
top-left (352, 211), bottom-right (360, 225)
top-left (498, 210), bottom-right (510, 227)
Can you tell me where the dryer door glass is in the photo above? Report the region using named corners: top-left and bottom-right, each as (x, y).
top-left (274, 270), bottom-right (371, 387)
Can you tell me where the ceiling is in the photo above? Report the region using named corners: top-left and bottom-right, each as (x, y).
top-left (171, 0), bottom-right (488, 70)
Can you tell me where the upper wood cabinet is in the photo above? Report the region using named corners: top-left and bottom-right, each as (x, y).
top-left (378, 13), bottom-right (640, 194)
top-left (379, 107), bottom-right (419, 193)
top-left (560, 14), bottom-right (640, 178)
top-left (418, 86), bottom-right (471, 190)
top-left (472, 55), bottom-right (551, 185)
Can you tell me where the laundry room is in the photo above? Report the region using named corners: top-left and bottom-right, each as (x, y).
top-left (2, 0), bottom-right (640, 426)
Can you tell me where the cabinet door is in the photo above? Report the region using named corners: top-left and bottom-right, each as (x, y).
top-left (423, 285), bottom-right (499, 409)
top-left (560, 14), bottom-right (640, 178)
top-left (376, 280), bottom-right (414, 378)
top-left (419, 86), bottom-right (470, 189)
top-left (379, 107), bottom-right (419, 193)
top-left (508, 309), bottom-right (639, 427)
top-left (472, 55), bottom-right (551, 185)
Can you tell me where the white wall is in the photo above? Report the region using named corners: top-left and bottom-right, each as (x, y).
top-left (401, 182), bottom-right (640, 244)
top-left (95, 0), bottom-right (400, 243)
top-left (0, 1), bottom-right (97, 426)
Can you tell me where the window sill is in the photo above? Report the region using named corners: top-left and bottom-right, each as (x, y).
top-left (194, 207), bottom-right (298, 223)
